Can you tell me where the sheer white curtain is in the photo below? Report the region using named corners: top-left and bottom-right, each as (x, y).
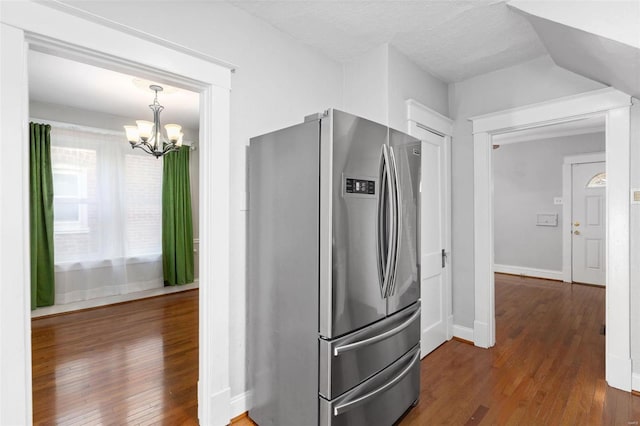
top-left (50, 125), bottom-right (164, 304)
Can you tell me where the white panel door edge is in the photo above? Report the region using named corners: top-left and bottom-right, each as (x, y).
top-left (408, 120), bottom-right (452, 358)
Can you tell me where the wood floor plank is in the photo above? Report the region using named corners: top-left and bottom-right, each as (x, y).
top-left (32, 289), bottom-right (199, 425)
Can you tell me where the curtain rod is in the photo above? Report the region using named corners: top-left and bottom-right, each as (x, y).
top-left (30, 117), bottom-right (197, 149)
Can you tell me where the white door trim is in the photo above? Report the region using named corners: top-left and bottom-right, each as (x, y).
top-left (406, 99), bottom-right (454, 345)
top-left (562, 152), bottom-right (606, 283)
top-left (0, 3), bottom-right (233, 425)
top-left (470, 87), bottom-right (632, 391)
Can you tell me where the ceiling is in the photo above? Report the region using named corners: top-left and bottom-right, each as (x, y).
top-left (227, 0), bottom-right (548, 82)
top-left (28, 50), bottom-right (200, 130)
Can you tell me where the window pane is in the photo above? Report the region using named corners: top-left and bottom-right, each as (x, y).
top-left (55, 201), bottom-right (79, 222)
top-left (53, 173), bottom-right (79, 197)
top-left (587, 172), bottom-right (606, 188)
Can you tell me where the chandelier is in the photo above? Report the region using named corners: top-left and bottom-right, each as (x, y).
top-left (124, 85), bottom-right (183, 158)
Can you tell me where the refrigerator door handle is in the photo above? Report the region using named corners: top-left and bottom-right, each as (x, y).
top-left (385, 146), bottom-right (401, 297)
top-left (333, 305), bottom-right (420, 356)
top-left (378, 145), bottom-right (395, 298)
top-left (333, 349), bottom-right (420, 416)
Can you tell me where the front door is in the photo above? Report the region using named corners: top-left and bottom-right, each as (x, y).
top-left (571, 161), bottom-right (606, 286)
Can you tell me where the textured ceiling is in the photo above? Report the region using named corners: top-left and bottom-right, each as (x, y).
top-left (228, 0), bottom-right (548, 82)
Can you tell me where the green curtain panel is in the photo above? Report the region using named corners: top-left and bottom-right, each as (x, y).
top-left (30, 122), bottom-right (55, 309)
top-left (162, 146), bottom-right (194, 285)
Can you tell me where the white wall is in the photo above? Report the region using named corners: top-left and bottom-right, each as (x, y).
top-left (493, 133), bottom-right (605, 272)
top-left (59, 0), bottom-right (344, 402)
top-left (387, 45), bottom-right (448, 130)
top-left (448, 55), bottom-right (605, 328)
top-left (342, 44), bottom-right (389, 125)
top-left (343, 43), bottom-right (449, 130)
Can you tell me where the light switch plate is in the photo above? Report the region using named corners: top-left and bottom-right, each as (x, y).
top-left (553, 197), bottom-right (563, 205)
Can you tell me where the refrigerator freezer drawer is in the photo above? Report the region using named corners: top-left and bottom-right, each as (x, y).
top-left (319, 301), bottom-right (420, 400)
top-left (319, 345), bottom-right (420, 426)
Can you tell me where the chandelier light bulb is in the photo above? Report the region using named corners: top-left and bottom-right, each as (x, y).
top-left (124, 125), bottom-right (139, 143)
top-left (165, 124), bottom-right (182, 143)
top-left (136, 120), bottom-right (154, 141)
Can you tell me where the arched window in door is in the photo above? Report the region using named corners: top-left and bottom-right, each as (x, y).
top-left (586, 172), bottom-right (607, 188)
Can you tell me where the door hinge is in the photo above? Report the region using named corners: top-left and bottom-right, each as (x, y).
top-left (442, 249), bottom-right (448, 268)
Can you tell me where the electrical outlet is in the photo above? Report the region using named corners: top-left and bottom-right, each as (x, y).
top-left (553, 197), bottom-right (563, 205)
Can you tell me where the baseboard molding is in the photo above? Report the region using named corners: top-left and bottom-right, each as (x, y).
top-left (206, 386), bottom-right (231, 426)
top-left (230, 391), bottom-right (252, 419)
top-left (606, 353), bottom-right (632, 391)
top-left (452, 324), bottom-right (474, 344)
top-left (494, 264), bottom-right (563, 281)
top-left (474, 320), bottom-right (493, 348)
top-left (632, 372), bottom-right (640, 392)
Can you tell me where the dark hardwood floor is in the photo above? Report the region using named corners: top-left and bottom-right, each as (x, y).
top-left (32, 290), bottom-right (199, 425)
top-left (33, 275), bottom-right (640, 425)
top-left (399, 274), bottom-right (639, 425)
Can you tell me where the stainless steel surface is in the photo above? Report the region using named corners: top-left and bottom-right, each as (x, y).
top-left (248, 121), bottom-right (320, 426)
top-left (328, 110), bottom-right (389, 338)
top-left (387, 129), bottom-right (421, 315)
top-left (333, 350), bottom-right (419, 415)
top-left (333, 304), bottom-right (420, 356)
top-left (249, 110), bottom-right (421, 426)
top-left (319, 345), bottom-right (420, 426)
top-left (319, 302), bottom-right (420, 399)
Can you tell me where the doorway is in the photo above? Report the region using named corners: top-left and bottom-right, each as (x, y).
top-left (0, 4), bottom-right (233, 424)
top-left (470, 88), bottom-right (633, 391)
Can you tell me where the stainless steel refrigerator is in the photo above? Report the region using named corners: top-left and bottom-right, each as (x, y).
top-left (249, 109), bottom-right (421, 426)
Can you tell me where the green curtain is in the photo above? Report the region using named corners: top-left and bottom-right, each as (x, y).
top-left (30, 122), bottom-right (55, 309)
top-left (162, 146), bottom-right (194, 285)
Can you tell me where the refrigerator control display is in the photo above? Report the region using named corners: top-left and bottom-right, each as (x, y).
top-left (346, 178), bottom-right (375, 195)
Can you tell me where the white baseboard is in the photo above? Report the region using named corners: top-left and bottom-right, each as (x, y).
top-left (230, 391), bottom-right (252, 419)
top-left (205, 386), bottom-right (231, 426)
top-left (494, 264), bottom-right (563, 281)
top-left (607, 353), bottom-right (632, 391)
top-left (32, 280), bottom-right (199, 318)
top-left (452, 324), bottom-right (474, 343)
top-left (474, 320), bottom-right (493, 348)
top-left (633, 372), bottom-right (640, 392)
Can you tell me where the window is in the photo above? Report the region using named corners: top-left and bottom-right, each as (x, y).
top-left (50, 127), bottom-right (162, 263)
top-left (586, 172), bottom-right (607, 188)
top-left (52, 163), bottom-right (89, 233)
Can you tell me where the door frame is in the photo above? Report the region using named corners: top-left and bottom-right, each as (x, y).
top-left (406, 99), bottom-right (454, 352)
top-left (562, 152), bottom-right (606, 283)
top-left (0, 3), bottom-right (234, 424)
top-left (470, 87), bottom-right (632, 391)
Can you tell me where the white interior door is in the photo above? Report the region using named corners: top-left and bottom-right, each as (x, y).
top-left (572, 161), bottom-right (606, 286)
top-left (418, 129), bottom-right (450, 358)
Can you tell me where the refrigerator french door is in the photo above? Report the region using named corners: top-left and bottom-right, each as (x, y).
top-left (249, 109), bottom-right (421, 426)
